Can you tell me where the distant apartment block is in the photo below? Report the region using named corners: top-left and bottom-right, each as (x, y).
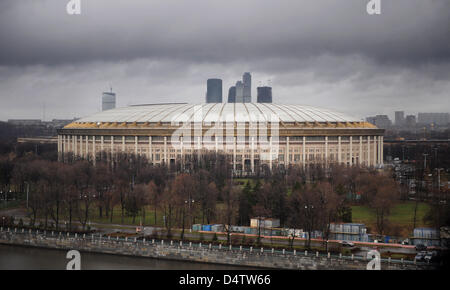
top-left (417, 112), bottom-right (449, 125)
top-left (366, 115), bottom-right (392, 129)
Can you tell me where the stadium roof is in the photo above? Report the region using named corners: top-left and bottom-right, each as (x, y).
top-left (65, 103), bottom-right (377, 129)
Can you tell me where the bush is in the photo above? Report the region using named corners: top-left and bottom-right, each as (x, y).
top-left (212, 233), bottom-right (218, 242)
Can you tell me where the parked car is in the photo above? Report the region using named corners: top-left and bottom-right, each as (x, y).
top-left (424, 251), bottom-right (439, 263)
top-left (415, 251), bottom-right (427, 262)
top-left (415, 244), bottom-right (427, 251)
top-left (341, 241), bottom-right (355, 247)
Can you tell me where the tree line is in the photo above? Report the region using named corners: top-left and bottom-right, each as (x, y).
top-left (3, 146), bottom-right (434, 244)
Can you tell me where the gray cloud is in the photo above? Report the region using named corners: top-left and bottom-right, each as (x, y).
top-left (1, 0), bottom-right (449, 66)
top-left (0, 0), bottom-right (449, 121)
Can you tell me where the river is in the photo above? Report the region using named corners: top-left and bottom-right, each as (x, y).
top-left (0, 244), bottom-right (251, 270)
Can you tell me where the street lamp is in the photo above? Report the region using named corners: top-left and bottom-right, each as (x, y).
top-left (304, 205), bottom-right (315, 249)
top-left (185, 198), bottom-right (195, 232)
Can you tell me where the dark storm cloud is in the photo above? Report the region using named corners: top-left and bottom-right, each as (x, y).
top-left (0, 0), bottom-right (449, 66)
top-left (0, 0), bottom-right (449, 121)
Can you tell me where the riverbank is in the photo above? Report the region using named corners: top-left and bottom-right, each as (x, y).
top-left (0, 227), bottom-right (435, 270)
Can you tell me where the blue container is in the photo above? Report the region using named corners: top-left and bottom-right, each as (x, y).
top-left (202, 225), bottom-right (212, 231)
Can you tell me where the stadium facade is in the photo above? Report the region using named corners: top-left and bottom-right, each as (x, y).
top-left (58, 103), bottom-right (384, 172)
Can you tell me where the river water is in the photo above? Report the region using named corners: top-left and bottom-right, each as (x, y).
top-left (0, 244), bottom-right (250, 270)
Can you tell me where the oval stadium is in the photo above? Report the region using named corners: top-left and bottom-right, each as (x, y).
top-left (58, 103), bottom-right (384, 173)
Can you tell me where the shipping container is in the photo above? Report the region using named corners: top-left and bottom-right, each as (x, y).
top-left (192, 224), bottom-right (202, 232)
top-left (211, 224), bottom-right (224, 232)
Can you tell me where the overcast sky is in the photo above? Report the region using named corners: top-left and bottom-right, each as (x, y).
top-left (0, 0), bottom-right (449, 121)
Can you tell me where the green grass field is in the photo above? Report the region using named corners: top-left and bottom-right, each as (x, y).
top-left (351, 201), bottom-right (431, 236)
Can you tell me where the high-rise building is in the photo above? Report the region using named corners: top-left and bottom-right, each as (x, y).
top-left (257, 86), bottom-right (272, 103)
top-left (206, 78), bottom-right (223, 103)
top-left (102, 90), bottom-right (116, 111)
top-left (405, 115), bottom-right (416, 128)
top-left (242, 72), bottom-right (251, 103)
top-left (417, 113), bottom-right (449, 125)
top-left (235, 81), bottom-right (244, 103)
top-left (228, 86), bottom-right (236, 103)
top-left (395, 111), bottom-right (405, 126)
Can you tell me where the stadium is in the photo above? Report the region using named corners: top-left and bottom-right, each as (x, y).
top-left (58, 103), bottom-right (384, 172)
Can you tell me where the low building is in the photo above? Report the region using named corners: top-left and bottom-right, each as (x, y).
top-left (411, 227), bottom-right (440, 247)
top-left (250, 217), bottom-right (280, 228)
top-left (329, 223), bottom-right (369, 242)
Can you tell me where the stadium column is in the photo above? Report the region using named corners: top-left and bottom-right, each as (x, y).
top-left (61, 135), bottom-right (65, 162)
top-left (373, 136), bottom-right (377, 166)
top-left (111, 136), bottom-right (114, 162)
top-left (325, 136), bottom-right (328, 167)
top-left (233, 137), bottom-right (236, 171)
top-left (93, 136), bottom-right (96, 166)
top-left (302, 136), bottom-right (306, 169)
top-left (215, 134), bottom-right (218, 154)
top-left (149, 136), bottom-right (152, 164)
top-left (85, 136), bottom-right (88, 160)
top-left (286, 136), bottom-right (290, 168)
top-left (251, 136), bottom-right (255, 173)
top-left (380, 136), bottom-right (384, 165)
top-left (349, 136), bottom-right (353, 165)
top-left (338, 136), bottom-right (342, 164)
top-left (367, 136), bottom-right (371, 167)
top-left (359, 136), bottom-right (363, 165)
top-left (180, 136), bottom-right (183, 168)
top-left (57, 135), bottom-right (61, 162)
top-left (100, 136), bottom-right (105, 162)
top-left (73, 135), bottom-right (77, 157)
top-left (242, 137), bottom-right (245, 172)
top-left (269, 136), bottom-right (273, 171)
top-left (122, 136), bottom-right (125, 153)
top-left (197, 136), bottom-right (201, 164)
top-left (165, 136), bottom-right (168, 164)
top-left (135, 136), bottom-right (138, 156)
top-left (80, 134), bottom-right (83, 158)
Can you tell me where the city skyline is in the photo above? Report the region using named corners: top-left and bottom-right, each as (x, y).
top-left (0, 0), bottom-right (449, 121)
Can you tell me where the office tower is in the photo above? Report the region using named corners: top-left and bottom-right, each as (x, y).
top-left (395, 111), bottom-right (405, 126)
top-left (206, 78), bottom-right (223, 103)
top-left (228, 86), bottom-right (236, 103)
top-left (243, 72), bottom-right (251, 103)
top-left (235, 81), bottom-right (244, 103)
top-left (102, 90), bottom-right (116, 111)
top-left (257, 86), bottom-right (272, 103)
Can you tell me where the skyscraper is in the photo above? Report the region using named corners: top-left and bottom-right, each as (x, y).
top-left (102, 90), bottom-right (116, 111)
top-left (257, 86), bottom-right (272, 103)
top-left (235, 81), bottom-right (244, 103)
top-left (395, 111), bottom-right (405, 126)
top-left (228, 86), bottom-right (236, 103)
top-left (206, 78), bottom-right (222, 103)
top-left (242, 72), bottom-right (251, 103)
